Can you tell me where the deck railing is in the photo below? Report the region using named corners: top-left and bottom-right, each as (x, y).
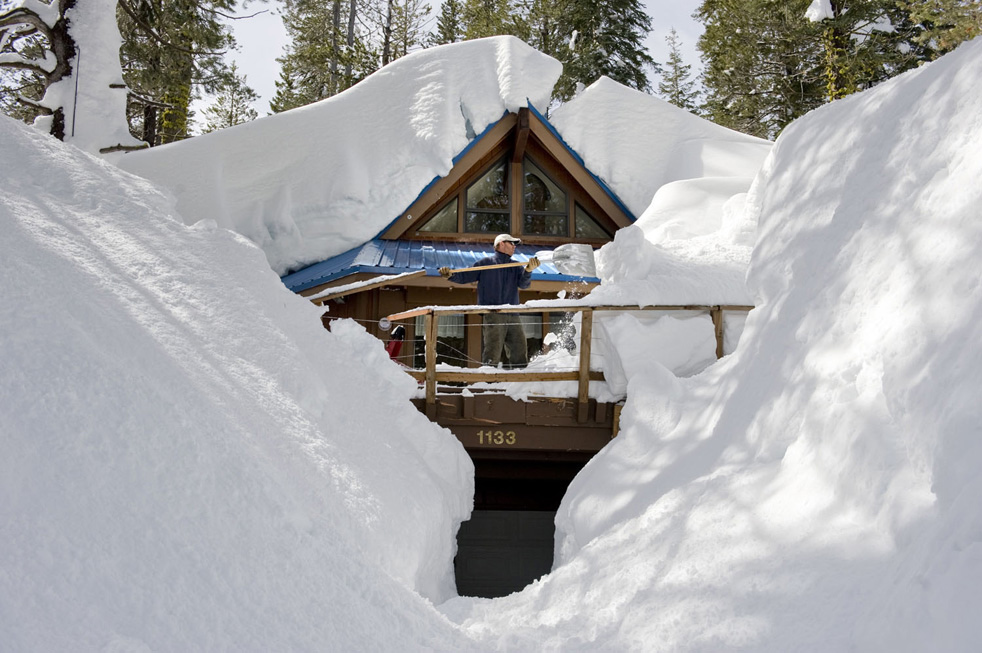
top-left (384, 304), bottom-right (753, 421)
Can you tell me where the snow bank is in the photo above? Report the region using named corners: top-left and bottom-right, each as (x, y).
top-left (442, 38), bottom-right (982, 652)
top-left (550, 78), bottom-right (771, 219)
top-left (552, 78), bottom-right (771, 307)
top-left (117, 36), bottom-right (562, 276)
top-left (0, 115), bottom-right (476, 650)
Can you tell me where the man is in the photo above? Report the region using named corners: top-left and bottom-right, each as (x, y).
top-left (439, 234), bottom-right (541, 368)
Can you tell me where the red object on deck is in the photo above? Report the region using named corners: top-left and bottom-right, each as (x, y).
top-left (385, 325), bottom-right (406, 361)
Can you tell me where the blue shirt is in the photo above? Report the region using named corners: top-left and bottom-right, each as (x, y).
top-left (447, 251), bottom-right (532, 305)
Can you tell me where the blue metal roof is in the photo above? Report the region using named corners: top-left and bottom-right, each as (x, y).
top-left (281, 240), bottom-right (599, 293)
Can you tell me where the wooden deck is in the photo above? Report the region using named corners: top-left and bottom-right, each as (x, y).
top-left (411, 393), bottom-right (620, 457)
top-left (388, 302), bottom-right (753, 457)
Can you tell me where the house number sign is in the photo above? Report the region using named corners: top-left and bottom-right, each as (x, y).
top-left (476, 429), bottom-right (517, 446)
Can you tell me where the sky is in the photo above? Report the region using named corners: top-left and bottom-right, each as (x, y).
top-left (5, 27), bottom-right (982, 649)
top-left (223, 0), bottom-right (705, 116)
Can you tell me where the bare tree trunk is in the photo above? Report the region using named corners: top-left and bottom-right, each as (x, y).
top-left (382, 0), bottom-right (394, 66)
top-left (330, 0), bottom-right (341, 95)
top-left (345, 0), bottom-right (356, 81)
top-left (142, 105), bottom-right (158, 145)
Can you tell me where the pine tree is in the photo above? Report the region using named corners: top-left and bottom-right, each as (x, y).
top-left (698, 0), bottom-right (827, 138)
top-left (552, 0), bottom-right (657, 102)
top-left (462, 0), bottom-right (515, 39)
top-left (432, 0), bottom-right (465, 44)
top-left (389, 0), bottom-right (432, 59)
top-left (903, 0), bottom-right (981, 57)
top-left (657, 28), bottom-right (699, 111)
top-left (809, 1), bottom-right (933, 102)
top-left (117, 0), bottom-right (239, 145)
top-left (271, 0), bottom-right (375, 112)
top-left (518, 0), bottom-right (564, 59)
top-left (200, 62), bottom-right (257, 132)
top-left (697, 0), bottom-right (939, 138)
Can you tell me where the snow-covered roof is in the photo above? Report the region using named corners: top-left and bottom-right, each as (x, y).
top-left (117, 36), bottom-right (771, 281)
top-left (281, 240), bottom-right (596, 293)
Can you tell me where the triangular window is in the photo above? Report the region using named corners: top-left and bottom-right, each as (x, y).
top-left (464, 158), bottom-right (510, 233)
top-left (575, 204), bottom-right (613, 239)
top-left (522, 158), bottom-right (568, 237)
top-left (419, 198), bottom-right (458, 233)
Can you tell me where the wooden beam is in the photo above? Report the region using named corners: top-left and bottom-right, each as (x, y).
top-left (387, 304), bottom-right (755, 322)
top-left (425, 313), bottom-right (438, 418)
top-left (307, 270), bottom-right (426, 304)
top-left (386, 306), bottom-right (436, 322)
top-left (711, 306), bottom-right (724, 359)
top-left (577, 309), bottom-right (594, 422)
top-left (512, 107), bottom-right (530, 164)
top-left (405, 370), bottom-right (605, 383)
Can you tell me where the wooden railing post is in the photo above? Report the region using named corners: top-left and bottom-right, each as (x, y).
top-left (711, 306), bottom-right (724, 359)
top-left (424, 311), bottom-right (438, 418)
top-left (577, 308), bottom-right (594, 423)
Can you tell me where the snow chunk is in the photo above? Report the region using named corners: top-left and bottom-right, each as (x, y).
top-left (805, 0), bottom-right (835, 21)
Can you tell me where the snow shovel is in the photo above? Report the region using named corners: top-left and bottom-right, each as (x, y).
top-left (442, 243), bottom-right (598, 277)
top-left (535, 243), bottom-right (598, 277)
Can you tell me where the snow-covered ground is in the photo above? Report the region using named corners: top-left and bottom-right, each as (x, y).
top-left (3, 31), bottom-right (982, 653)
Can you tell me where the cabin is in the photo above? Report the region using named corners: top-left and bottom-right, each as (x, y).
top-left (279, 105), bottom-right (755, 598)
top-left (281, 104), bottom-right (633, 360)
top-left (118, 37), bottom-right (770, 599)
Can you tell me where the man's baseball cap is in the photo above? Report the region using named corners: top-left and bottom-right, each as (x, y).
top-left (494, 233), bottom-right (521, 247)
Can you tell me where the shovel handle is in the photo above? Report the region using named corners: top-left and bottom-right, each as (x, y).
top-left (444, 261), bottom-right (530, 275)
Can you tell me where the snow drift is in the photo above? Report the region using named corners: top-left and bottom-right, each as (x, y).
top-left (441, 38), bottom-right (982, 652)
top-left (0, 115), bottom-right (475, 650)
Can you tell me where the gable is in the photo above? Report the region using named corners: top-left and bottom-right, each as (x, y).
top-left (377, 105), bottom-right (635, 245)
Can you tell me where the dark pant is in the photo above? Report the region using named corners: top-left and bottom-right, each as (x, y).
top-left (482, 313), bottom-right (528, 368)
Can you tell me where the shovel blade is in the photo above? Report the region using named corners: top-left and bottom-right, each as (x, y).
top-left (544, 243), bottom-right (597, 277)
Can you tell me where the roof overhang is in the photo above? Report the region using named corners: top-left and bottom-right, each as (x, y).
top-left (282, 239), bottom-right (600, 299)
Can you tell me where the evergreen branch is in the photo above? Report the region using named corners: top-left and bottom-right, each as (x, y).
top-left (0, 54), bottom-right (54, 74)
top-left (0, 7), bottom-right (49, 33)
top-left (99, 142), bottom-right (149, 153)
top-left (126, 88), bottom-right (173, 109)
top-left (14, 92), bottom-right (51, 113)
top-left (199, 6), bottom-right (270, 21)
top-left (117, 0), bottom-right (227, 56)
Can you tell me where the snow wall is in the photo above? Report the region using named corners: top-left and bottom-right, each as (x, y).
top-left (439, 37), bottom-right (982, 652)
top-left (0, 115), bottom-right (476, 650)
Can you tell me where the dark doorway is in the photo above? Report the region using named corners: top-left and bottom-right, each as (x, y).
top-left (454, 457), bottom-right (587, 598)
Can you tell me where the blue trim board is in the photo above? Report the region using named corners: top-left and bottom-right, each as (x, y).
top-left (281, 240), bottom-right (599, 293)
